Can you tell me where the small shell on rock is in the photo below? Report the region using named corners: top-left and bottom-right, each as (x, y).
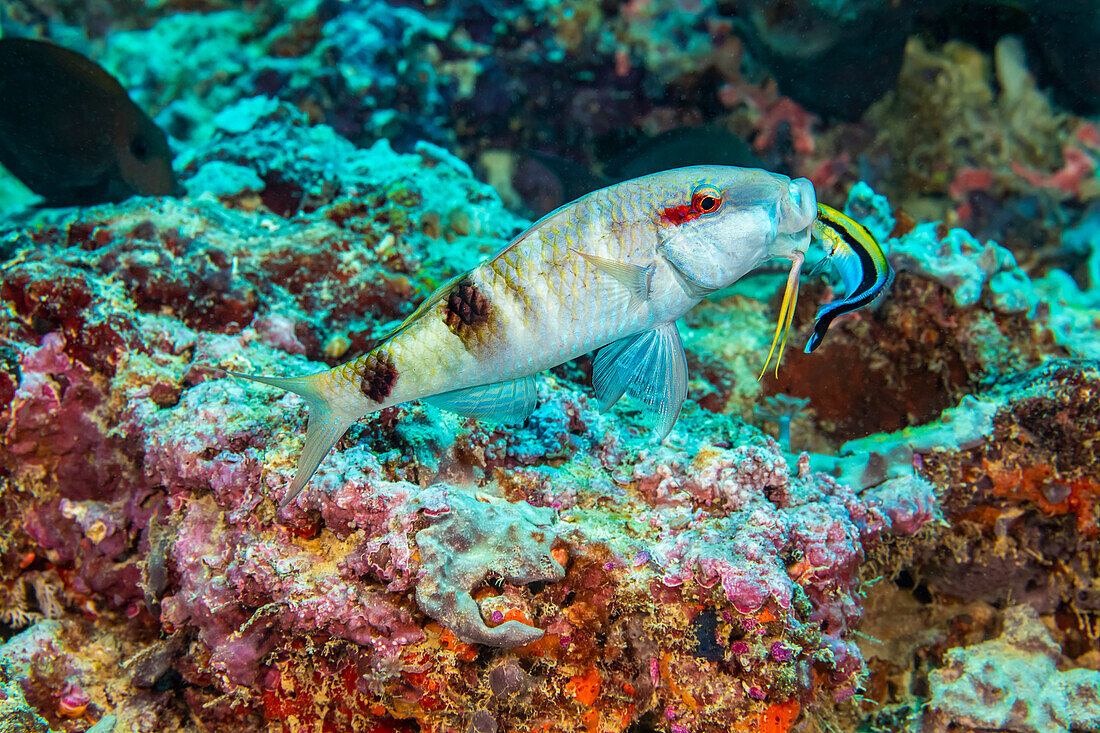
top-left (324, 334), bottom-right (351, 359)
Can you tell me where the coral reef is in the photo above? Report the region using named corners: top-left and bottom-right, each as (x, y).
top-left (0, 648), bottom-right (51, 733)
top-left (916, 361), bottom-right (1100, 615)
top-left (0, 2), bottom-right (1098, 733)
top-left (411, 491), bottom-right (563, 647)
top-left (816, 359), bottom-right (1100, 732)
top-left (926, 605), bottom-right (1100, 733)
top-left (0, 102), bottom-right (942, 732)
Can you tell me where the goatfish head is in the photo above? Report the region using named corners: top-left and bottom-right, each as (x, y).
top-left (804, 203), bottom-right (894, 353)
top-left (758, 202), bottom-right (894, 378)
top-left (655, 168), bottom-right (817, 300)
top-left (639, 166), bottom-right (816, 381)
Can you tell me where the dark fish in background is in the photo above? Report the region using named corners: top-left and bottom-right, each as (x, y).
top-left (0, 38), bottom-right (180, 207)
top-left (603, 126), bottom-right (764, 181)
top-left (519, 127), bottom-right (765, 216)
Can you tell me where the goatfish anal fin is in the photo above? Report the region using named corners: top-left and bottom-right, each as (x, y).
top-left (804, 203), bottom-right (895, 353)
top-left (758, 249), bottom-right (805, 380)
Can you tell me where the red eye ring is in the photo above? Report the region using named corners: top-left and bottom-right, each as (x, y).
top-left (692, 185), bottom-right (722, 215)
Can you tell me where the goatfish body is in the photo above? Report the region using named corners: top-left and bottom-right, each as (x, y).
top-left (234, 165), bottom-right (821, 506)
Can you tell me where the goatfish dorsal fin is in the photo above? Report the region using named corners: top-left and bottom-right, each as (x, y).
top-left (805, 203), bottom-right (894, 353)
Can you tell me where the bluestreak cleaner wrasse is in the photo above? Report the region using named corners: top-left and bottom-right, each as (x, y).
top-left (230, 165), bottom-right (819, 507)
top-left (803, 203), bottom-right (894, 354)
top-left (0, 38), bottom-right (180, 206)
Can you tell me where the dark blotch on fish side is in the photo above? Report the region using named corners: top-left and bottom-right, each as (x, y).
top-left (444, 278), bottom-right (493, 348)
top-left (360, 350), bottom-right (399, 403)
top-left (0, 38), bottom-right (181, 206)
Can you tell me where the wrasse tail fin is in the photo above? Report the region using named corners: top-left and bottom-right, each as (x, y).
top-left (227, 371), bottom-right (357, 508)
top-left (758, 250), bottom-right (805, 380)
top-left (592, 321), bottom-right (687, 439)
top-left (425, 377), bottom-right (537, 424)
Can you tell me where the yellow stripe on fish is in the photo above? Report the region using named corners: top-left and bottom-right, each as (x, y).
top-left (228, 166), bottom-right (820, 507)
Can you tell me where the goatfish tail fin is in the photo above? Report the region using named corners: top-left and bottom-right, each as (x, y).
top-left (804, 204), bottom-right (894, 353)
top-left (758, 249), bottom-right (805, 380)
top-left (226, 370), bottom-right (358, 508)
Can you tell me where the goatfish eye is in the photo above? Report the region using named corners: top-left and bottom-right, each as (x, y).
top-left (691, 185), bottom-right (722, 215)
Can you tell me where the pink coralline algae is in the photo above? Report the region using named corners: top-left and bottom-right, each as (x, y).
top-left (623, 434), bottom-right (932, 700)
top-left (9, 333), bottom-right (123, 499)
top-left (162, 495), bottom-right (425, 686)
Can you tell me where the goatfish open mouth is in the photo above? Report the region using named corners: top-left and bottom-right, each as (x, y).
top-left (759, 202), bottom-right (895, 378)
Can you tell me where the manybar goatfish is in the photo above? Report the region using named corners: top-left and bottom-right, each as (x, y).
top-left (804, 204), bottom-right (894, 353)
top-left (232, 165), bottom-right (818, 506)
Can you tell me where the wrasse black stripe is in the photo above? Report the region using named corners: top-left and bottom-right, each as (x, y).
top-left (816, 210), bottom-right (878, 302)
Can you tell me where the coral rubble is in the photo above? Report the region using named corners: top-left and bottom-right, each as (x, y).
top-left (926, 605), bottom-right (1100, 733)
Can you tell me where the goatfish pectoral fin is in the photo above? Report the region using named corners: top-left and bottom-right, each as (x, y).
top-left (804, 204), bottom-right (895, 354)
top-left (569, 247), bottom-right (655, 312)
top-left (758, 249), bottom-right (805, 380)
top-left (227, 370), bottom-right (357, 509)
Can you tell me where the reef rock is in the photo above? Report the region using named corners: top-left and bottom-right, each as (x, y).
top-left (0, 103), bottom-right (945, 732)
top-left (926, 605), bottom-right (1100, 733)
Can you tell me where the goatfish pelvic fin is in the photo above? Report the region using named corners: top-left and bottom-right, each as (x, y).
top-left (805, 203), bottom-right (894, 353)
